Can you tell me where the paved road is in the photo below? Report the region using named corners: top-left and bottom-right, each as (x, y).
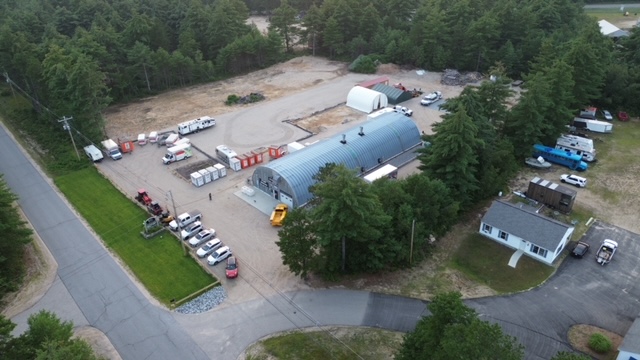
top-left (584, 3), bottom-right (640, 9)
top-left (0, 124), bottom-right (209, 360)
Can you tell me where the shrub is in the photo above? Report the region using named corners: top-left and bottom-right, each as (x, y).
top-left (349, 55), bottom-right (377, 74)
top-left (588, 333), bottom-right (612, 353)
top-left (225, 94), bottom-right (240, 105)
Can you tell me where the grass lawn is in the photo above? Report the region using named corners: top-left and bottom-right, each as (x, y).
top-left (55, 167), bottom-right (215, 305)
top-left (251, 328), bottom-right (403, 360)
top-left (584, 7), bottom-right (640, 26)
top-left (450, 233), bottom-right (555, 293)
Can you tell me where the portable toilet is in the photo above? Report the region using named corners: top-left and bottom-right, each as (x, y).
top-left (237, 154), bottom-right (249, 169)
top-left (252, 150), bottom-right (264, 164)
top-left (245, 153), bottom-right (256, 166)
top-left (148, 131), bottom-right (158, 143)
top-left (229, 158), bottom-right (242, 172)
top-left (214, 163), bottom-right (227, 177)
top-left (206, 166), bottom-right (219, 181)
top-left (190, 172), bottom-right (204, 187)
top-left (199, 169), bottom-right (211, 183)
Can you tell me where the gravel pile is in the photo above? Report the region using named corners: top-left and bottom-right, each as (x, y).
top-left (175, 286), bottom-right (227, 314)
top-left (441, 69), bottom-right (483, 86)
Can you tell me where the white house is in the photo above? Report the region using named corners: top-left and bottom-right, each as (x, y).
top-left (479, 201), bottom-right (574, 267)
top-left (617, 314), bottom-right (640, 360)
top-left (346, 86), bottom-right (388, 113)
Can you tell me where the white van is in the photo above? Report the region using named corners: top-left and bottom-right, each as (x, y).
top-left (83, 145), bottom-right (104, 162)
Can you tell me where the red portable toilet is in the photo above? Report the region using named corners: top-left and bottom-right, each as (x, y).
top-left (252, 150), bottom-right (264, 163)
top-left (237, 154), bottom-right (250, 169)
top-left (245, 153), bottom-right (256, 166)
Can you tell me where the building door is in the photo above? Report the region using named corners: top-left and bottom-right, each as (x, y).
top-left (279, 191), bottom-right (294, 208)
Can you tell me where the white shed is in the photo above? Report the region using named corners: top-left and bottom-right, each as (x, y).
top-left (346, 86), bottom-right (388, 113)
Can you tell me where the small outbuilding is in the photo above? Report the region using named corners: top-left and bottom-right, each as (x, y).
top-left (479, 200), bottom-right (574, 267)
top-left (526, 177), bottom-right (577, 214)
top-left (346, 86), bottom-right (388, 113)
top-left (358, 76), bottom-right (389, 89)
top-left (251, 112), bottom-right (422, 208)
top-left (372, 84), bottom-right (413, 105)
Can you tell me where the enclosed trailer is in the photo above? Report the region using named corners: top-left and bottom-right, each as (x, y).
top-left (177, 116), bottom-right (216, 135)
top-left (572, 118), bottom-right (613, 133)
top-left (526, 177), bottom-right (577, 214)
top-left (363, 164), bottom-right (398, 183)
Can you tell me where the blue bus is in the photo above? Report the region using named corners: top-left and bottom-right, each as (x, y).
top-left (532, 144), bottom-right (588, 171)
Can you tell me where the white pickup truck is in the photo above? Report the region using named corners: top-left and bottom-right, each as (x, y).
top-left (169, 210), bottom-right (202, 231)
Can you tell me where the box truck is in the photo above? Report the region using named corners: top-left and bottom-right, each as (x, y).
top-left (178, 116), bottom-right (216, 135)
top-left (162, 143), bottom-right (192, 164)
top-left (83, 145), bottom-right (104, 162)
top-left (101, 139), bottom-right (122, 160)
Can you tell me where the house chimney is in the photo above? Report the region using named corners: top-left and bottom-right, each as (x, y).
top-left (340, 134), bottom-right (347, 144)
top-left (358, 126), bottom-right (365, 136)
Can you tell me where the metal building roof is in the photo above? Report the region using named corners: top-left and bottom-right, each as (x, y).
top-left (482, 200), bottom-right (573, 251)
top-left (256, 112), bottom-right (421, 206)
top-left (372, 84), bottom-right (413, 104)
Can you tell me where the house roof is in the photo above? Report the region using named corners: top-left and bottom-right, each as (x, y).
top-left (598, 19), bottom-right (630, 37)
top-left (358, 76), bottom-right (389, 89)
top-left (481, 200), bottom-right (573, 250)
top-left (619, 314), bottom-right (640, 354)
top-left (372, 84), bottom-right (413, 104)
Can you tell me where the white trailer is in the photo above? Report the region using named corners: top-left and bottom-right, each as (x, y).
top-left (178, 116), bottom-right (216, 135)
top-left (83, 145), bottom-right (104, 162)
top-left (556, 135), bottom-right (596, 162)
top-left (363, 164), bottom-right (398, 183)
top-left (162, 143), bottom-right (193, 164)
top-left (573, 118), bottom-right (613, 133)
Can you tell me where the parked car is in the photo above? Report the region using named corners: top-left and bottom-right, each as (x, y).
top-left (601, 110), bottom-right (613, 121)
top-left (180, 221), bottom-right (203, 241)
top-left (188, 228), bottom-right (216, 247)
top-left (420, 91), bottom-right (442, 106)
top-left (225, 256), bottom-right (239, 278)
top-left (560, 174), bottom-right (587, 188)
top-left (196, 238), bottom-right (222, 258)
top-left (570, 241), bottom-right (590, 258)
top-left (207, 246), bottom-right (232, 265)
top-left (392, 105), bottom-right (413, 116)
top-left (618, 111), bottom-right (630, 122)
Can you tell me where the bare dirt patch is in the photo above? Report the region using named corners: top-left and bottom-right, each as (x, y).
top-left (568, 324), bottom-right (623, 359)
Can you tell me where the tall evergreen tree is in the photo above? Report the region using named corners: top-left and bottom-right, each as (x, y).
top-left (269, 0), bottom-right (298, 53)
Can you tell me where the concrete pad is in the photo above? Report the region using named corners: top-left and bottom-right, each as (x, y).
top-left (234, 186), bottom-right (279, 216)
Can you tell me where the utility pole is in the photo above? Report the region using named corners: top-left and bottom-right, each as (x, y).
top-left (410, 219), bottom-right (415, 265)
top-left (167, 190), bottom-right (187, 256)
top-left (59, 116), bottom-right (80, 160)
top-left (3, 72), bottom-right (15, 97)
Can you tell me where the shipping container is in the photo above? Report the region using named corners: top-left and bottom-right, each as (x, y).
top-left (526, 177), bottom-right (577, 214)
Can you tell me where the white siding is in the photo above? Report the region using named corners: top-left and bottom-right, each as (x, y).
top-left (616, 350), bottom-right (640, 360)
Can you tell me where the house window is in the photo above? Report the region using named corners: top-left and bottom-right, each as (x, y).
top-left (483, 224), bottom-right (492, 233)
top-left (530, 245), bottom-right (548, 258)
top-left (498, 231), bottom-right (508, 241)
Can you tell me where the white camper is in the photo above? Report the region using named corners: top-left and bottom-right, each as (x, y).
top-left (215, 145), bottom-right (237, 165)
top-left (556, 135), bottom-right (596, 162)
top-left (177, 116), bottom-right (216, 135)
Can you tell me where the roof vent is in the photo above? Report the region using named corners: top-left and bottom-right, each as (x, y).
top-left (340, 134), bottom-right (347, 144)
top-left (358, 126), bottom-right (365, 136)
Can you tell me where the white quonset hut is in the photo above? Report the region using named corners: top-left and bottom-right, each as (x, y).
top-left (251, 112), bottom-right (422, 208)
top-left (346, 86), bottom-right (388, 113)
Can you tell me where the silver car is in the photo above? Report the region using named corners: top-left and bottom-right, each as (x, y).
top-left (196, 239), bottom-right (222, 258)
top-left (188, 228), bottom-right (216, 247)
top-left (180, 221), bottom-right (202, 241)
top-left (207, 246), bottom-right (232, 265)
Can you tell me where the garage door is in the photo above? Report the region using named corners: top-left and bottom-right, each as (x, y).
top-left (279, 191), bottom-right (294, 208)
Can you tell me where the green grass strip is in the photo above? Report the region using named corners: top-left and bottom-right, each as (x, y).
top-left (55, 167), bottom-right (215, 305)
top-left (450, 233), bottom-right (554, 293)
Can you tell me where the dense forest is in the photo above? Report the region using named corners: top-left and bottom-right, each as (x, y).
top-left (2, 0), bottom-right (640, 143)
top-left (2, 0), bottom-right (640, 275)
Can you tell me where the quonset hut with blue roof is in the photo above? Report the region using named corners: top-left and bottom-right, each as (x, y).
top-left (251, 112), bottom-right (422, 208)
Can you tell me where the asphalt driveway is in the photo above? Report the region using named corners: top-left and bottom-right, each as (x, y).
top-left (468, 220), bottom-right (640, 359)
